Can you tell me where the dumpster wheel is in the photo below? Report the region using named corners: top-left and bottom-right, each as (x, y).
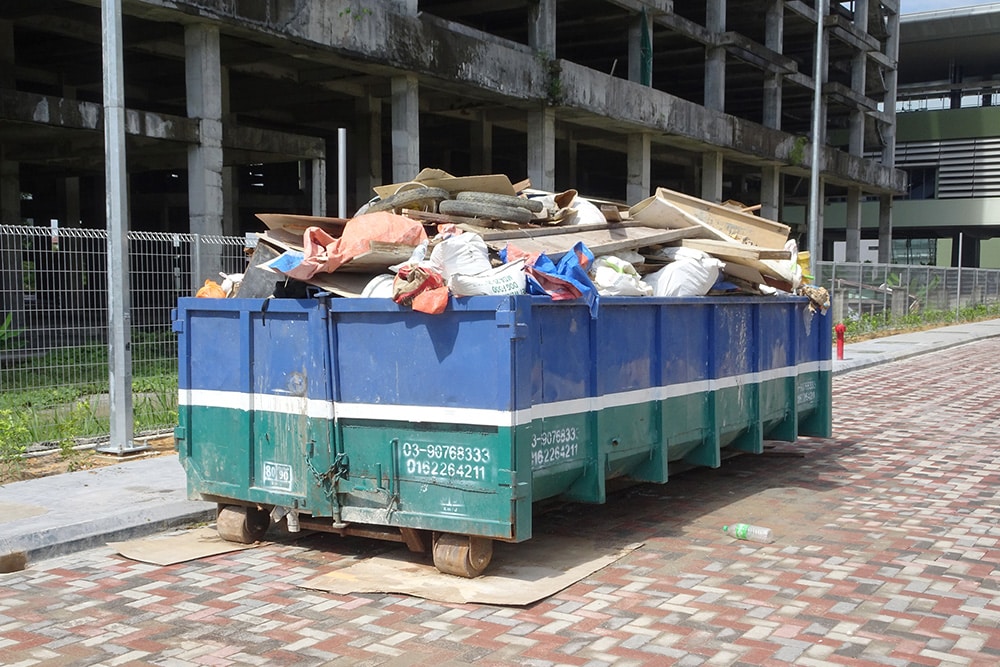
top-left (432, 533), bottom-right (493, 578)
top-left (217, 504), bottom-right (270, 544)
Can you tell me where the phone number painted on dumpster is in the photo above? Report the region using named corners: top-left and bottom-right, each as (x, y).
top-left (530, 427), bottom-right (581, 468)
top-left (401, 441), bottom-right (490, 481)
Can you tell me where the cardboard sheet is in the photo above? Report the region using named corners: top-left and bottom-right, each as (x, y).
top-left (373, 169), bottom-right (515, 199)
top-left (301, 536), bottom-right (642, 606)
top-left (111, 526), bottom-right (261, 566)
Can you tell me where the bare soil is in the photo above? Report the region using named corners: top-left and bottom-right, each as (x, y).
top-left (2, 435), bottom-right (176, 485)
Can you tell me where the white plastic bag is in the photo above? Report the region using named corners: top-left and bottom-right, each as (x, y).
top-left (592, 256), bottom-right (652, 296)
top-left (646, 249), bottom-right (723, 297)
top-left (361, 274), bottom-right (396, 298)
top-left (448, 259), bottom-right (527, 296)
top-left (429, 233), bottom-right (492, 281)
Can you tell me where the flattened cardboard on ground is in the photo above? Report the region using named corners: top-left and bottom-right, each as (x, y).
top-left (631, 187), bottom-right (790, 249)
top-left (301, 536), bottom-right (642, 606)
top-left (111, 526), bottom-right (260, 566)
top-left (374, 168), bottom-right (516, 199)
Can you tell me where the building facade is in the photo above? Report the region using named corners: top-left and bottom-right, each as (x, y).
top-left (822, 2), bottom-right (1000, 268)
top-left (0, 1), bottom-right (903, 248)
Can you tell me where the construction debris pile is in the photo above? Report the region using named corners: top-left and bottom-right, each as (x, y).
top-left (200, 168), bottom-right (829, 315)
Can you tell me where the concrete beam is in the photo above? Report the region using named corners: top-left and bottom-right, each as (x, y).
top-left (0, 89), bottom-right (198, 142)
top-left (119, 0), bottom-right (903, 193)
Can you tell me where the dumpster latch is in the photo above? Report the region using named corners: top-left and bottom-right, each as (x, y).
top-left (307, 452), bottom-right (349, 499)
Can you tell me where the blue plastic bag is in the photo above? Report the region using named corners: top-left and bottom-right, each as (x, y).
top-left (523, 241), bottom-right (599, 317)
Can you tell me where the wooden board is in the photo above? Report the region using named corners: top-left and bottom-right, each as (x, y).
top-left (678, 238), bottom-right (791, 261)
top-left (630, 187), bottom-right (789, 248)
top-left (484, 225), bottom-right (703, 260)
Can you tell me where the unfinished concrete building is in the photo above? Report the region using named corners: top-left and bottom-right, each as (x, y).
top-left (0, 0), bottom-right (905, 260)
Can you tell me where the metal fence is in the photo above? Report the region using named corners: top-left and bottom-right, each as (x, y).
top-left (0, 225), bottom-right (249, 449)
top-left (815, 261), bottom-right (1000, 322)
top-left (5, 224), bottom-right (1000, 450)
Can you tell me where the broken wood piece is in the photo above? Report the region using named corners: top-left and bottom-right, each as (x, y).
top-left (511, 178), bottom-right (531, 193)
top-left (678, 238), bottom-right (791, 261)
top-left (630, 187), bottom-right (789, 248)
top-left (600, 205), bottom-right (622, 222)
top-left (484, 225), bottom-right (703, 261)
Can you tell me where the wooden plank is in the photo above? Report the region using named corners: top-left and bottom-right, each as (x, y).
top-left (678, 238), bottom-right (791, 261)
top-left (486, 226), bottom-right (703, 260)
top-left (630, 187), bottom-right (789, 248)
top-left (468, 221), bottom-right (649, 241)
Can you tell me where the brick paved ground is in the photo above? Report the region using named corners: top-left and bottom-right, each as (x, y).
top-left (2, 341), bottom-right (1000, 667)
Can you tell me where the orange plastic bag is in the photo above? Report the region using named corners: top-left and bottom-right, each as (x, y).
top-left (196, 279), bottom-right (226, 298)
top-left (412, 286), bottom-right (449, 315)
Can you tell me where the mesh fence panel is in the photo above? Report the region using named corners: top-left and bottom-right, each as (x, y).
top-left (0, 225), bottom-right (248, 448)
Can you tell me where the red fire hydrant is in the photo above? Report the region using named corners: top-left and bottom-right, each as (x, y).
top-left (835, 322), bottom-right (846, 360)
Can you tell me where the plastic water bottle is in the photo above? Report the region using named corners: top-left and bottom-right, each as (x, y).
top-left (723, 523), bottom-right (774, 543)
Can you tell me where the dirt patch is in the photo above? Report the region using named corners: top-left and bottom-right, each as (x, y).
top-left (2, 435), bottom-right (177, 485)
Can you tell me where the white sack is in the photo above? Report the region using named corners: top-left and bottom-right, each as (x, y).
top-left (429, 233), bottom-right (492, 281)
top-left (448, 259), bottom-right (527, 297)
top-left (592, 256), bottom-right (652, 296)
top-left (646, 255), bottom-right (723, 297)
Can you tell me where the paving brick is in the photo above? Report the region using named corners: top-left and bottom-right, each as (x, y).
top-left (4, 341), bottom-right (1000, 663)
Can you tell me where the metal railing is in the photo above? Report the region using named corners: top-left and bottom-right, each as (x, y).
top-left (815, 261), bottom-right (1000, 322)
top-left (0, 225), bottom-right (249, 450)
top-left (5, 224), bottom-right (1000, 451)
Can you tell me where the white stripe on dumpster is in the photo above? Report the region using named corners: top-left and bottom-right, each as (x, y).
top-left (179, 360), bottom-right (830, 428)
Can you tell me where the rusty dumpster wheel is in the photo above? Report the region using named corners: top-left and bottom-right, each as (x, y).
top-left (432, 533), bottom-right (493, 578)
top-left (216, 504), bottom-right (270, 544)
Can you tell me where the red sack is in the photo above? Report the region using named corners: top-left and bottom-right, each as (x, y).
top-left (392, 265), bottom-right (446, 308)
top-left (412, 286), bottom-right (449, 314)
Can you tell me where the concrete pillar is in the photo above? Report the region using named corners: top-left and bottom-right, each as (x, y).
top-left (391, 75), bottom-right (420, 183)
top-left (763, 0), bottom-right (783, 129)
top-left (848, 22), bottom-right (867, 154)
top-left (355, 95), bottom-right (382, 209)
top-left (705, 0), bottom-right (726, 112)
top-left (878, 194), bottom-right (893, 263)
top-left (761, 165), bottom-right (781, 221)
top-left (528, 107), bottom-right (556, 192)
top-left (220, 66), bottom-right (237, 236)
top-left (628, 10), bottom-right (653, 85)
top-left (528, 0), bottom-right (557, 56)
top-left (845, 186), bottom-right (861, 262)
top-left (312, 158), bottom-right (327, 217)
top-left (701, 151), bottom-right (723, 203)
top-left (568, 132), bottom-right (578, 187)
top-left (627, 133), bottom-right (651, 204)
top-left (471, 115), bottom-right (493, 175)
top-left (1, 152), bottom-right (22, 331)
top-left (185, 24), bottom-right (224, 239)
top-left (878, 6), bottom-right (899, 264)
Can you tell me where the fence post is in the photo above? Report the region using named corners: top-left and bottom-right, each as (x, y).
top-left (98, 0), bottom-right (145, 455)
